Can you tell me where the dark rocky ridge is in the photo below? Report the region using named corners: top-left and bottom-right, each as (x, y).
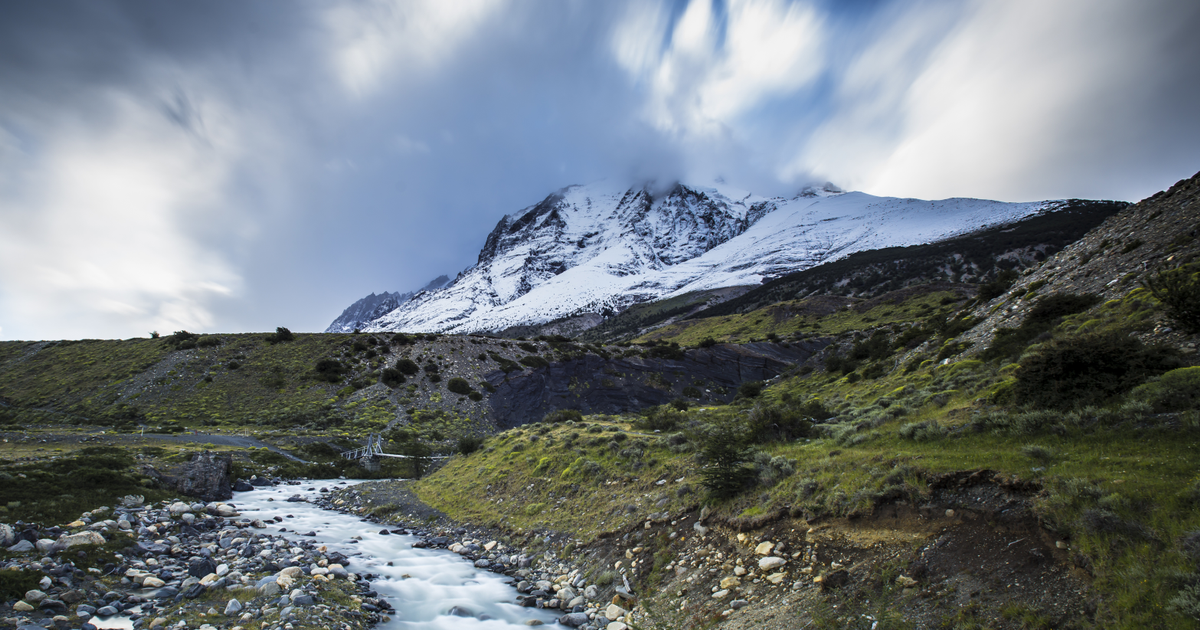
top-left (484, 341), bottom-right (827, 428)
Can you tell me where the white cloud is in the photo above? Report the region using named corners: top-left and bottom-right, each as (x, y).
top-left (613, 0), bottom-right (824, 139)
top-left (326, 0), bottom-right (505, 98)
top-left (796, 0), bottom-right (1200, 201)
top-left (0, 88), bottom-right (246, 339)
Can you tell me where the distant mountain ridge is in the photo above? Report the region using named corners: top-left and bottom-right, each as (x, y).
top-left (333, 180), bottom-right (1096, 335)
top-left (324, 275), bottom-right (450, 333)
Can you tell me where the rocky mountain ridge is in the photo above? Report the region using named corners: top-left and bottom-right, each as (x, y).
top-left (325, 275), bottom-right (450, 333)
top-left (342, 180), bottom-right (1079, 335)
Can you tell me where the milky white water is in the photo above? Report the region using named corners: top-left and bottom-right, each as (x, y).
top-left (233, 480), bottom-right (561, 629)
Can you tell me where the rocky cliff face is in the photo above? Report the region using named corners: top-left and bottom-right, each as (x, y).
top-left (483, 341), bottom-right (828, 428)
top-left (355, 180), bottom-right (1061, 335)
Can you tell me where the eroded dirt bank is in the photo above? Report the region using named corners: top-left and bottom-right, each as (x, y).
top-left (330, 470), bottom-right (1095, 629)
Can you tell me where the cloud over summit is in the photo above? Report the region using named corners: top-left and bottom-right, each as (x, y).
top-left (0, 0), bottom-right (1197, 340)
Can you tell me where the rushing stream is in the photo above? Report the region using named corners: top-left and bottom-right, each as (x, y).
top-left (233, 480), bottom-right (561, 629)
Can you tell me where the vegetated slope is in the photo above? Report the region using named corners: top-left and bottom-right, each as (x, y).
top-left (0, 331), bottom-right (810, 442)
top-left (959, 169), bottom-right (1200, 354)
top-left (401, 172), bottom-right (1200, 629)
top-left (358, 180), bottom-right (1064, 335)
top-left (325, 275), bottom-right (450, 333)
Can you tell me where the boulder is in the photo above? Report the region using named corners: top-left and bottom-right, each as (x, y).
top-left (54, 531), bottom-right (106, 551)
top-left (233, 480), bottom-right (254, 492)
top-left (0, 523), bottom-right (14, 546)
top-left (7, 539), bottom-right (35, 553)
top-left (141, 451), bottom-right (233, 502)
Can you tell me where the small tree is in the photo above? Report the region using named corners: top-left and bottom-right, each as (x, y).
top-left (695, 422), bottom-right (754, 499)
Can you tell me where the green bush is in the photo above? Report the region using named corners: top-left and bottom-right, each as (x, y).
top-left (644, 344), bottom-right (685, 360)
top-left (520, 355), bottom-right (549, 369)
top-left (392, 333), bottom-right (413, 345)
top-left (315, 359), bottom-right (346, 383)
top-left (682, 386), bottom-right (703, 398)
top-left (898, 420), bottom-right (946, 441)
top-left (265, 326), bottom-right (295, 344)
top-left (162, 330), bottom-right (199, 350)
top-left (633, 405), bottom-right (684, 432)
top-left (737, 381), bottom-right (763, 399)
top-left (196, 335), bottom-right (222, 348)
top-left (543, 409), bottom-right (583, 423)
top-left (457, 435), bottom-right (485, 455)
top-left (1144, 264), bottom-right (1200, 333)
top-left (395, 358), bottom-right (420, 375)
top-left (978, 269), bottom-right (1020, 301)
top-left (698, 337), bottom-right (717, 348)
top-left (745, 404), bottom-right (811, 443)
top-left (447, 377), bottom-right (474, 396)
top-left (381, 368), bottom-right (405, 388)
top-left (1013, 331), bottom-right (1180, 409)
top-left (1131, 367), bottom-right (1200, 412)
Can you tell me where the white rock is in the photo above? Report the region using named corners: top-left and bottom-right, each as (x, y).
top-left (758, 556), bottom-right (786, 571)
top-left (605, 603), bottom-right (626, 620)
top-left (754, 542), bottom-right (774, 556)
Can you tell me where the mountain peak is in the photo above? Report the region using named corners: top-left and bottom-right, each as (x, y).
top-left (343, 180), bottom-right (1070, 336)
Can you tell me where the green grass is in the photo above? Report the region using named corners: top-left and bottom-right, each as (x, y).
top-left (636, 289), bottom-right (966, 346)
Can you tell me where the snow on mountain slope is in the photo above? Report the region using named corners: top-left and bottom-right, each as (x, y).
top-left (361, 182), bottom-right (1053, 334)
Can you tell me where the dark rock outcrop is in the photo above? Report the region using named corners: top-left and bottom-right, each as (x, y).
top-left (484, 340), bottom-right (828, 427)
top-left (141, 451), bottom-right (233, 502)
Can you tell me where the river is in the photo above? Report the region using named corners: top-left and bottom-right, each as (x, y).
top-left (231, 480), bottom-right (561, 629)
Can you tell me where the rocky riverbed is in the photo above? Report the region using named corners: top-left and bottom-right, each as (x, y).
top-left (318, 481), bottom-right (646, 630)
top-left (0, 485), bottom-right (390, 630)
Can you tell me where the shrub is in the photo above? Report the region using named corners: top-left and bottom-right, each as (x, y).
top-left (468, 391), bottom-right (483, 401)
top-left (381, 368), bottom-right (405, 388)
top-left (699, 337), bottom-right (717, 348)
top-left (978, 269), bottom-right (1020, 301)
top-left (392, 333), bottom-right (413, 345)
top-left (519, 355), bottom-right (549, 369)
top-left (1144, 265), bottom-right (1200, 333)
top-left (1013, 331), bottom-right (1180, 409)
top-left (162, 330), bottom-right (199, 350)
top-left (457, 435), bottom-right (484, 455)
top-left (447, 377), bottom-right (474, 396)
top-left (682, 386), bottom-right (703, 398)
top-left (644, 344), bottom-right (685, 360)
top-left (746, 404), bottom-right (811, 443)
top-left (633, 406), bottom-right (684, 432)
top-left (265, 326), bottom-right (295, 344)
top-left (1131, 367), bottom-right (1200, 412)
top-left (543, 409), bottom-right (583, 423)
top-left (314, 359), bottom-right (346, 383)
top-left (395, 358), bottom-right (420, 375)
top-left (898, 420), bottom-right (946, 441)
top-left (196, 335), bottom-right (222, 348)
top-left (737, 381), bottom-right (763, 399)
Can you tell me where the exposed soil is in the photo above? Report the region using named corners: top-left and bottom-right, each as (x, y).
top-left (333, 472), bottom-right (1095, 629)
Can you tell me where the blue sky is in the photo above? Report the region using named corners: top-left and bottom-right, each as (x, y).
top-left (1, 0), bottom-right (1198, 340)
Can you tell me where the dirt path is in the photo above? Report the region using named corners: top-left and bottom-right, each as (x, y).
top-left (139, 433), bottom-right (309, 462)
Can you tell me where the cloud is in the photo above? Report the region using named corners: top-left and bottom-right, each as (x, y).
top-left (325, 0), bottom-right (505, 98)
top-left (797, 0), bottom-right (1200, 201)
top-left (613, 0), bottom-right (825, 141)
top-left (0, 84), bottom-right (246, 339)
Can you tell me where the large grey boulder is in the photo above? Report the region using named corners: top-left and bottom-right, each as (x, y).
top-left (141, 451), bottom-right (233, 502)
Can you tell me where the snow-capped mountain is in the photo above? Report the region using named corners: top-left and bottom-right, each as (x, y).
top-left (354, 181), bottom-right (1060, 335)
top-left (325, 275), bottom-right (449, 333)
